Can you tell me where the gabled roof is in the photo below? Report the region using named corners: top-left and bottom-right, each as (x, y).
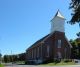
top-left (65, 36), bottom-right (72, 48)
top-left (26, 31), bottom-right (72, 51)
top-left (26, 34), bottom-right (50, 51)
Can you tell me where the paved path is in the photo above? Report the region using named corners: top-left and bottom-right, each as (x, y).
top-left (4, 65), bottom-right (80, 67)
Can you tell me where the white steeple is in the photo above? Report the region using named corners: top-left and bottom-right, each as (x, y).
top-left (54, 10), bottom-right (65, 19)
top-left (51, 10), bottom-right (65, 33)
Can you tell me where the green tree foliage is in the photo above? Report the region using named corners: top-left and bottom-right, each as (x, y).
top-left (70, 39), bottom-right (78, 59)
top-left (76, 32), bottom-right (80, 38)
top-left (69, 0), bottom-right (80, 25)
top-left (77, 43), bottom-right (80, 58)
top-left (70, 38), bottom-right (80, 59)
top-left (18, 53), bottom-right (26, 61)
top-left (3, 53), bottom-right (26, 63)
top-left (3, 55), bottom-right (9, 63)
top-left (0, 53), bottom-right (2, 64)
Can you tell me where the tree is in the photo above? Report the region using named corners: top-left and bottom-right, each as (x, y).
top-left (18, 53), bottom-right (26, 61)
top-left (70, 38), bottom-right (80, 59)
top-left (76, 32), bottom-right (80, 38)
top-left (69, 0), bottom-right (80, 25)
top-left (3, 53), bottom-right (26, 63)
top-left (0, 53), bottom-right (2, 64)
top-left (70, 39), bottom-right (78, 59)
top-left (3, 55), bottom-right (9, 63)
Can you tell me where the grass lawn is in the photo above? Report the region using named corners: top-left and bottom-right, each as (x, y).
top-left (40, 61), bottom-right (76, 66)
top-left (0, 64), bottom-right (4, 67)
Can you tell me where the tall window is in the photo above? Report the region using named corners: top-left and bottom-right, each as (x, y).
top-left (34, 48), bottom-right (36, 59)
top-left (58, 40), bottom-right (61, 48)
top-left (32, 50), bottom-right (33, 59)
top-left (65, 48), bottom-right (67, 58)
top-left (37, 47), bottom-right (39, 58)
top-left (47, 45), bottom-right (50, 57)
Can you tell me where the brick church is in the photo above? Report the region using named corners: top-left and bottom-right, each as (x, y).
top-left (26, 10), bottom-right (72, 64)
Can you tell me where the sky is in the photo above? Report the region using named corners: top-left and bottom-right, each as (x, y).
top-left (0, 0), bottom-right (80, 55)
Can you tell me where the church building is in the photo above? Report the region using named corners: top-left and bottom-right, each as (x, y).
top-left (26, 10), bottom-right (72, 64)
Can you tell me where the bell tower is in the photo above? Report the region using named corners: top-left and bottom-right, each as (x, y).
top-left (51, 10), bottom-right (65, 33)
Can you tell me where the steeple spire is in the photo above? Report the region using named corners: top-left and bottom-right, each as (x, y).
top-left (54, 10), bottom-right (65, 19)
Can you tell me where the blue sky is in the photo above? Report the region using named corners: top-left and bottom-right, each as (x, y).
top-left (0, 0), bottom-right (80, 55)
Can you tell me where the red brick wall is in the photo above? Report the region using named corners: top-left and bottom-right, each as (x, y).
top-left (26, 31), bottom-right (71, 62)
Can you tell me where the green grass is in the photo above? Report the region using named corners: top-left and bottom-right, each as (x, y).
top-left (0, 64), bottom-right (4, 67)
top-left (40, 61), bottom-right (76, 66)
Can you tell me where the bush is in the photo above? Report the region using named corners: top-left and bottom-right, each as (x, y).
top-left (64, 59), bottom-right (72, 63)
top-left (54, 59), bottom-right (61, 64)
